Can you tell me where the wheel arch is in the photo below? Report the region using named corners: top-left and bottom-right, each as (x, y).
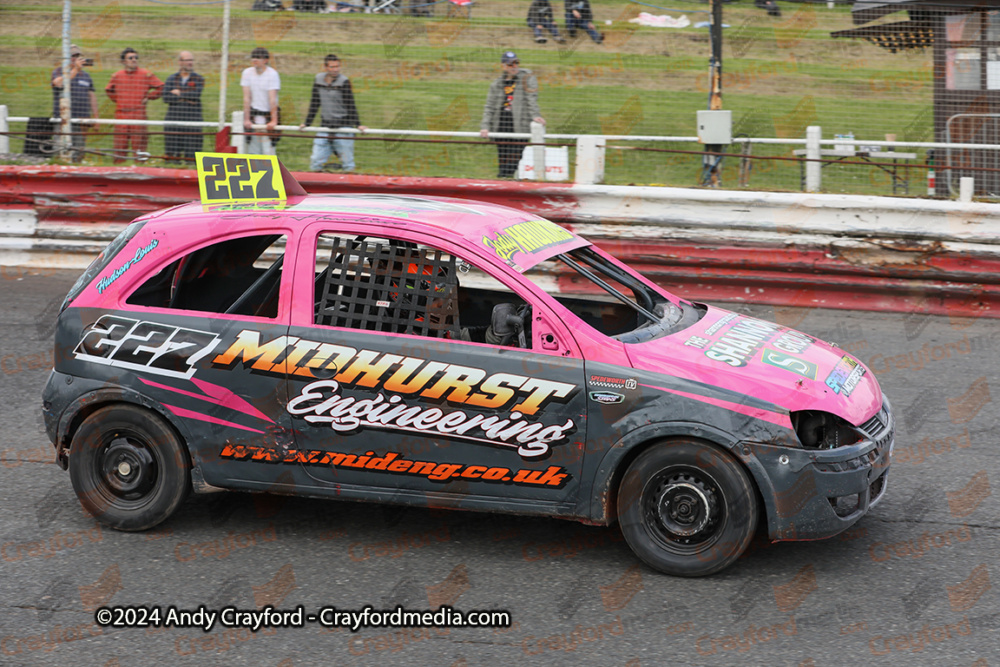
top-left (56, 388), bottom-right (194, 471)
top-left (587, 423), bottom-right (771, 530)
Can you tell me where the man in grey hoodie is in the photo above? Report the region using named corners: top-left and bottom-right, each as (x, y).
top-left (299, 54), bottom-right (367, 172)
top-left (479, 51), bottom-right (545, 179)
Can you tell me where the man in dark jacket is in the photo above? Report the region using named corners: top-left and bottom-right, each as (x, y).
top-left (565, 0), bottom-right (603, 43)
top-left (527, 0), bottom-right (565, 44)
top-left (50, 45), bottom-right (97, 162)
top-left (479, 51), bottom-right (545, 179)
top-left (299, 54), bottom-right (366, 172)
top-left (162, 51), bottom-right (205, 162)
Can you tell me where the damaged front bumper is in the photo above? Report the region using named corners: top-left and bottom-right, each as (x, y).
top-left (750, 398), bottom-right (894, 541)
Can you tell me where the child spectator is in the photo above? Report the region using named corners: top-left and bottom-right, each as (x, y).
top-left (527, 0), bottom-right (565, 44)
top-left (565, 0), bottom-right (603, 43)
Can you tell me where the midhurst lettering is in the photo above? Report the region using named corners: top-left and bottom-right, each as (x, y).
top-left (212, 330), bottom-right (577, 417)
top-left (219, 445), bottom-right (571, 488)
top-left (286, 380), bottom-right (575, 458)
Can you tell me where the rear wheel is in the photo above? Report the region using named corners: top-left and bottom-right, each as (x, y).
top-left (69, 405), bottom-right (190, 531)
top-left (618, 440), bottom-right (757, 577)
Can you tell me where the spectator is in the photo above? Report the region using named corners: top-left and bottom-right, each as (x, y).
top-left (241, 47), bottom-right (281, 155)
top-left (105, 47), bottom-right (163, 163)
top-left (162, 51), bottom-right (205, 163)
top-left (299, 54), bottom-right (367, 172)
top-left (479, 51), bottom-right (544, 179)
top-left (565, 0), bottom-right (603, 43)
top-left (50, 44), bottom-right (97, 162)
top-left (527, 0), bottom-right (565, 44)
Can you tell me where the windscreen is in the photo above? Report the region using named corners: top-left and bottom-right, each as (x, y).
top-left (524, 246), bottom-right (698, 342)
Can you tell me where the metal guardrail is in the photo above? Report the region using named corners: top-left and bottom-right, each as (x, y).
top-left (6, 106), bottom-right (1000, 194)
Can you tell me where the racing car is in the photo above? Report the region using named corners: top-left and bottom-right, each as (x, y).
top-left (42, 153), bottom-right (894, 576)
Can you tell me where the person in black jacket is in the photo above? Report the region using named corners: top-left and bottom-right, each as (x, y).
top-left (565, 0), bottom-right (603, 43)
top-left (527, 0), bottom-right (565, 44)
top-left (162, 51), bottom-right (205, 162)
top-left (299, 54), bottom-right (367, 172)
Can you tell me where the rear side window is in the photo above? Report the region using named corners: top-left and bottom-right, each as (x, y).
top-left (127, 234), bottom-right (286, 318)
top-left (63, 221), bottom-right (146, 310)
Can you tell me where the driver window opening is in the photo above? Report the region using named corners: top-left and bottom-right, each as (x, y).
top-left (126, 234), bottom-right (286, 318)
top-left (314, 233), bottom-right (529, 347)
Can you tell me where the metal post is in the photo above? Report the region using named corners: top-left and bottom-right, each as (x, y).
top-left (59, 0), bottom-right (73, 157)
top-left (218, 0), bottom-right (231, 128)
top-left (0, 105), bottom-right (9, 155)
top-left (531, 121), bottom-right (546, 181)
top-left (575, 136), bottom-right (606, 184)
top-left (960, 177), bottom-right (974, 202)
top-left (708, 0), bottom-right (723, 111)
top-left (806, 125), bottom-right (822, 192)
top-left (700, 0), bottom-right (724, 186)
top-left (232, 111), bottom-right (244, 153)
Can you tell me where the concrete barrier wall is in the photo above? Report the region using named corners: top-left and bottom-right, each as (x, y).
top-left (2, 165), bottom-right (999, 319)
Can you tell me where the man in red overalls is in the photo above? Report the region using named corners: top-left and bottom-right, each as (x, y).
top-left (105, 47), bottom-right (163, 163)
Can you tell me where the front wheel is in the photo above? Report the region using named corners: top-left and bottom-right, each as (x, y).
top-left (618, 440), bottom-right (758, 577)
top-left (69, 405), bottom-right (190, 531)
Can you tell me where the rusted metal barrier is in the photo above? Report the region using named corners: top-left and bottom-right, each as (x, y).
top-left (2, 164), bottom-right (1000, 320)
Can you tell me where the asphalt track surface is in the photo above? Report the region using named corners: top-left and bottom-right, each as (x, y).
top-left (2, 269), bottom-right (998, 666)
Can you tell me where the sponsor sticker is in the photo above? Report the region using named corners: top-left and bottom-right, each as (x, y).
top-left (588, 375), bottom-right (637, 391)
top-left (481, 219), bottom-right (576, 268)
top-left (220, 445), bottom-right (571, 488)
top-left (286, 379), bottom-right (575, 459)
top-left (704, 317), bottom-right (781, 367)
top-left (761, 348), bottom-right (818, 380)
top-left (589, 391), bottom-right (624, 405)
top-left (825, 355), bottom-right (866, 396)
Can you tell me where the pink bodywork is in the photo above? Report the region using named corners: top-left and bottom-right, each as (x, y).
top-left (73, 193), bottom-right (882, 428)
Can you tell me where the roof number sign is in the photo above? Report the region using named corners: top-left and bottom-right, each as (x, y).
top-left (196, 153), bottom-right (286, 204)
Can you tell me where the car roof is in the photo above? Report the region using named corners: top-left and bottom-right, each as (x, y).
top-left (142, 193), bottom-right (590, 271)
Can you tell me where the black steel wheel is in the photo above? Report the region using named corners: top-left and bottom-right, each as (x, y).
top-left (69, 405), bottom-right (190, 531)
top-left (618, 440), bottom-right (758, 577)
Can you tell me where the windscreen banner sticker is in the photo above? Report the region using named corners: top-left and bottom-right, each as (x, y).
top-left (761, 348), bottom-right (818, 380)
top-left (96, 239), bottom-right (158, 293)
top-left (74, 315), bottom-right (220, 380)
top-left (196, 152), bottom-right (285, 205)
top-left (481, 220), bottom-right (576, 270)
top-left (219, 445), bottom-right (570, 488)
top-left (825, 355), bottom-right (866, 396)
top-left (211, 330), bottom-right (579, 459)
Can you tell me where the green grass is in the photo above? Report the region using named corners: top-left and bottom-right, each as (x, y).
top-left (0, 0), bottom-right (934, 193)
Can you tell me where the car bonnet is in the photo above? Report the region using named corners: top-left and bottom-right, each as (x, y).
top-left (624, 305), bottom-right (882, 427)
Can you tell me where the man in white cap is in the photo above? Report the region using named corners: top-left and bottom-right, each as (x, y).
top-left (479, 51), bottom-right (544, 179)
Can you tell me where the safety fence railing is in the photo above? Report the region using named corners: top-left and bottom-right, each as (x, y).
top-left (6, 106), bottom-right (1000, 199)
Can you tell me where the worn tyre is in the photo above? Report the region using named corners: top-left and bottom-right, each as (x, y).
top-left (69, 405), bottom-right (190, 531)
top-left (618, 440), bottom-right (758, 577)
